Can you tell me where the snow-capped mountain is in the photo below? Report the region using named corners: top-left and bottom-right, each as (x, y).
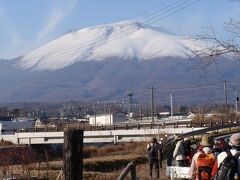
top-left (18, 20), bottom-right (201, 71)
top-left (0, 20), bottom-right (239, 103)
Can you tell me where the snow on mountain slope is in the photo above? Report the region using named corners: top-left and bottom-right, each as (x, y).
top-left (18, 20), bottom-right (202, 71)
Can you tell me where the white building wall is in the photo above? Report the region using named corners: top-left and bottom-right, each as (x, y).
top-left (89, 114), bottom-right (112, 125)
top-left (89, 112), bottom-right (126, 125)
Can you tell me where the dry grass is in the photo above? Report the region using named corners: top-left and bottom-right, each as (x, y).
top-left (21, 159), bottom-right (169, 180)
top-left (83, 142), bottom-right (146, 157)
top-left (0, 140), bottom-right (14, 147)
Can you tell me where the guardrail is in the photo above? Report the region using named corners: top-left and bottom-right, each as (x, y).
top-left (164, 121), bottom-right (240, 145)
top-left (179, 121), bottom-right (240, 139)
top-left (2, 119), bottom-right (233, 134)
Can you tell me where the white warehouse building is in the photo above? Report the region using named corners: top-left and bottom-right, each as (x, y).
top-left (89, 112), bottom-right (127, 125)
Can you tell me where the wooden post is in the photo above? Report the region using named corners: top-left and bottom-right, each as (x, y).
top-left (63, 129), bottom-right (83, 180)
top-left (118, 161), bottom-right (136, 180)
top-left (130, 162), bottom-right (136, 180)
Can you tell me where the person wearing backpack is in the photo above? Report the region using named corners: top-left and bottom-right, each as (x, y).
top-left (147, 137), bottom-right (162, 179)
top-left (188, 134), bottom-right (216, 180)
top-left (184, 138), bottom-right (194, 165)
top-left (173, 136), bottom-right (189, 167)
top-left (211, 133), bottom-right (240, 180)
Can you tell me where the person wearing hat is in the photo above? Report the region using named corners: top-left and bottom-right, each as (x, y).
top-left (188, 134), bottom-right (215, 179)
top-left (173, 135), bottom-right (189, 167)
top-left (211, 133), bottom-right (240, 178)
top-left (147, 137), bottom-right (162, 179)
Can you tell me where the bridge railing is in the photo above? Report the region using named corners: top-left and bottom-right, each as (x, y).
top-left (2, 119), bottom-right (239, 134)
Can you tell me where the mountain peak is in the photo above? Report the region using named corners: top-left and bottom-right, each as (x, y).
top-left (17, 20), bottom-right (199, 71)
top-left (85, 20), bottom-right (146, 31)
top-left (70, 20), bottom-right (147, 39)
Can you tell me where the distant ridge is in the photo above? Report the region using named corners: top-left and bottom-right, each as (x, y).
top-left (0, 20), bottom-right (238, 103)
top-left (17, 20), bottom-right (202, 71)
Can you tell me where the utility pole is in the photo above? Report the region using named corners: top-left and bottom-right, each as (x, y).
top-left (170, 93), bottom-right (173, 119)
top-left (127, 89), bottom-right (134, 115)
top-left (149, 87), bottom-right (155, 124)
top-left (223, 80), bottom-right (228, 110)
top-left (94, 101), bottom-right (96, 125)
top-left (140, 104), bottom-right (143, 121)
top-left (146, 104), bottom-right (149, 119)
top-left (109, 107), bottom-right (111, 125)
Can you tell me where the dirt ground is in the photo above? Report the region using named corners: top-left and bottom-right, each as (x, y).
top-left (46, 160), bottom-right (169, 180)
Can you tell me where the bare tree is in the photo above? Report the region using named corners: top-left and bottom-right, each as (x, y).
top-left (195, 2), bottom-right (240, 66)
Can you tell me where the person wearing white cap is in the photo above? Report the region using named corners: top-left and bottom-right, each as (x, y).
top-left (211, 133), bottom-right (240, 179)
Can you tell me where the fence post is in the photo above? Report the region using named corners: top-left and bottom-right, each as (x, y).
top-left (130, 161), bottom-right (136, 180)
top-left (118, 161), bottom-right (136, 180)
top-left (63, 129), bottom-right (83, 180)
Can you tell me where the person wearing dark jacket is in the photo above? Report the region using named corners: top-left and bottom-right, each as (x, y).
top-left (147, 137), bottom-right (161, 179)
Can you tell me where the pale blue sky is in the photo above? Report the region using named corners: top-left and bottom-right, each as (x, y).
top-left (0, 0), bottom-right (239, 59)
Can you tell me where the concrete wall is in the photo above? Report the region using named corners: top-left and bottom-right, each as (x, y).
top-left (0, 127), bottom-right (203, 145)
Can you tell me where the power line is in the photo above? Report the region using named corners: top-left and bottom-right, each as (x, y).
top-left (145, 0), bottom-right (199, 25)
top-left (156, 84), bottom-right (222, 92)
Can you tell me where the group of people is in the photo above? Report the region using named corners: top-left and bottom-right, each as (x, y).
top-left (147, 132), bottom-right (240, 180)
